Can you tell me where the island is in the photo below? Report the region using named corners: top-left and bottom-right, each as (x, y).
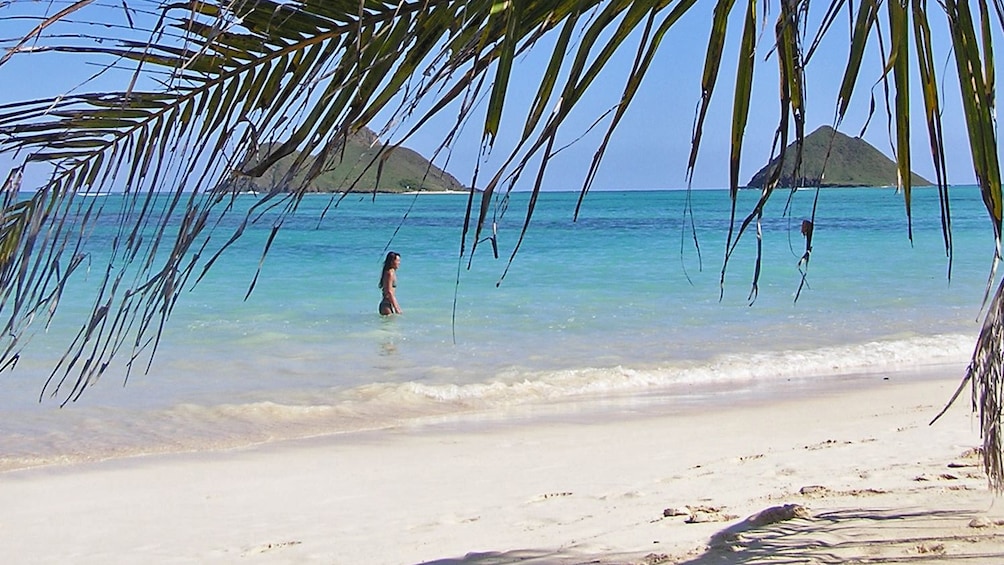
top-left (746, 125), bottom-right (933, 188)
top-left (230, 127), bottom-right (467, 194)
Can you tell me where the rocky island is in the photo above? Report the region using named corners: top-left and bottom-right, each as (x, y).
top-left (232, 127), bottom-right (467, 194)
top-left (746, 125), bottom-right (932, 188)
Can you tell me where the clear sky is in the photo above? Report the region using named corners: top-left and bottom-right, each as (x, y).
top-left (0, 2), bottom-right (993, 191)
top-left (388, 2), bottom-right (986, 191)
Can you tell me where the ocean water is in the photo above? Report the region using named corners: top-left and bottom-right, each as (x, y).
top-left (0, 186), bottom-right (996, 469)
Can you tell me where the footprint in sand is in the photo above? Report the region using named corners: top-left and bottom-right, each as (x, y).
top-left (968, 517), bottom-right (1004, 528)
top-left (798, 485), bottom-right (888, 498)
top-left (663, 504), bottom-right (738, 523)
top-left (804, 439), bottom-right (853, 450)
top-left (241, 540), bottom-right (302, 556)
top-left (948, 447), bottom-right (984, 469)
top-left (799, 485), bottom-right (829, 497)
top-left (529, 491), bottom-right (573, 503)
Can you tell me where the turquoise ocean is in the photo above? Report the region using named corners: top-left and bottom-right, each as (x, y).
top-left (0, 186), bottom-right (996, 469)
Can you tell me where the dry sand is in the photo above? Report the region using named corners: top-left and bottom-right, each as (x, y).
top-left (3, 368), bottom-right (1004, 564)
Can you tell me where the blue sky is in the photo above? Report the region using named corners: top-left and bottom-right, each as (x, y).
top-left (383, 3), bottom-right (988, 191)
top-left (0, 2), bottom-right (992, 191)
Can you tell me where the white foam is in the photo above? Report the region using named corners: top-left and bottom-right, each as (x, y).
top-left (341, 332), bottom-right (973, 408)
top-left (0, 333), bottom-right (974, 471)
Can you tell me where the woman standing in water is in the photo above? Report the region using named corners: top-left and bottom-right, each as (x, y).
top-left (378, 251), bottom-right (402, 315)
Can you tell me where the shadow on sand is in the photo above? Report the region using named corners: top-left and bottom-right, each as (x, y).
top-left (419, 549), bottom-right (598, 564)
top-left (677, 506), bottom-right (1004, 564)
top-left (421, 506), bottom-right (1004, 565)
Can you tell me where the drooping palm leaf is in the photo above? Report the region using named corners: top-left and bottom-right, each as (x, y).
top-left (939, 0), bottom-right (1004, 490)
top-left (0, 0), bottom-right (615, 404)
top-left (911, 0), bottom-right (952, 275)
top-left (716, 0), bottom-right (807, 304)
top-left (887, 0), bottom-right (913, 238)
top-left (574, 0), bottom-right (697, 221)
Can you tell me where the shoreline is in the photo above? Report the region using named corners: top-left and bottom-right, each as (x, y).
top-left (0, 357), bottom-right (969, 474)
top-left (3, 365), bottom-right (1002, 564)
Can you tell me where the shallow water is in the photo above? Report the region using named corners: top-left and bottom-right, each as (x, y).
top-left (0, 186), bottom-right (994, 469)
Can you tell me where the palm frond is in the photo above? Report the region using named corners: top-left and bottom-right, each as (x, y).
top-left (0, 0), bottom-right (598, 401)
top-left (911, 0), bottom-right (952, 275)
top-left (887, 0), bottom-right (913, 237)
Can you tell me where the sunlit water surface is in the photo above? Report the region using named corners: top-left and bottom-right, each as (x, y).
top-left (0, 187), bottom-right (993, 468)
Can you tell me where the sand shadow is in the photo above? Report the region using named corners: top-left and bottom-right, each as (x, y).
top-left (418, 549), bottom-right (591, 564)
top-left (678, 506), bottom-right (1004, 564)
top-left (418, 506), bottom-right (1004, 564)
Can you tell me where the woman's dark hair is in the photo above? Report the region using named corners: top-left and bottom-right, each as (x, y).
top-left (379, 251), bottom-right (400, 288)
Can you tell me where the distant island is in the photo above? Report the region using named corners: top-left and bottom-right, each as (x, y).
top-left (230, 127), bottom-right (467, 194)
top-left (746, 125), bottom-right (933, 188)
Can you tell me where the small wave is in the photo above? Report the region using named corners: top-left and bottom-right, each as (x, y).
top-left (0, 333), bottom-right (973, 471)
top-left (343, 332), bottom-right (973, 408)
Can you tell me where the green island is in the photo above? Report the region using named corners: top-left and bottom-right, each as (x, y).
top-left (746, 125), bottom-right (933, 188)
top-left (233, 127), bottom-right (467, 194)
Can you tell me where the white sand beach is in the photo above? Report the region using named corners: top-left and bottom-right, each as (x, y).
top-left (3, 366), bottom-right (1004, 564)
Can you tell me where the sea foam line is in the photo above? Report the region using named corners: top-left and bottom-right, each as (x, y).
top-left (0, 333), bottom-right (974, 471)
top-left (345, 332), bottom-right (974, 407)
